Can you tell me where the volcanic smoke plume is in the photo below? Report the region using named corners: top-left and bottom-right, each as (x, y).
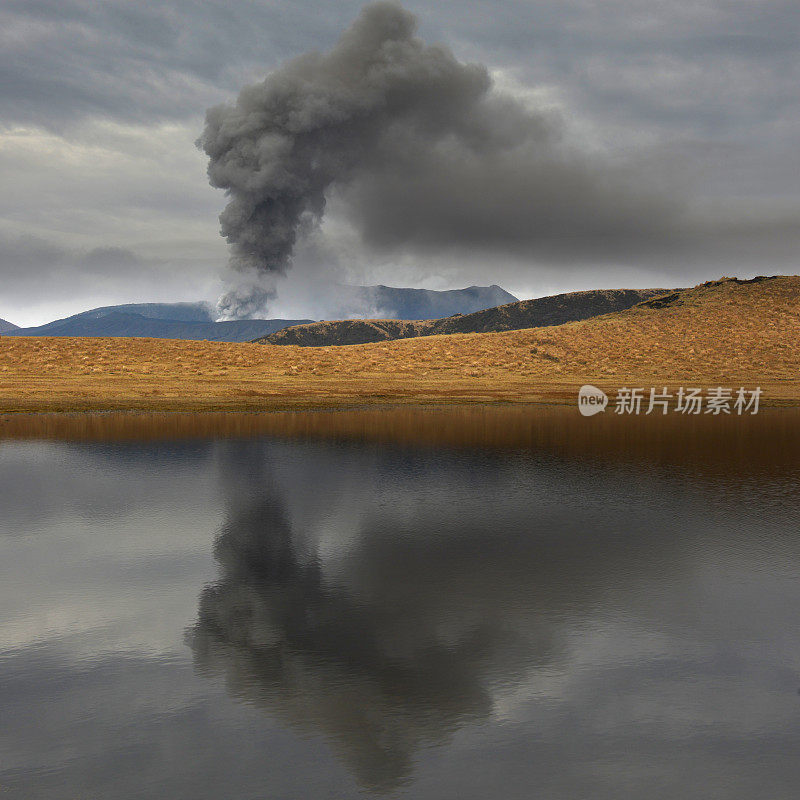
top-left (199, 2), bottom-right (491, 317)
top-left (199, 1), bottom-right (675, 318)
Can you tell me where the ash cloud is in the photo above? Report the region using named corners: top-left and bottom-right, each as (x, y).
top-left (199, 2), bottom-right (683, 319)
top-left (3, 0), bottom-right (800, 316)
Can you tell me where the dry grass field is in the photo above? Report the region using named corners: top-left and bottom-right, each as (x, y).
top-left (1, 276), bottom-right (798, 412)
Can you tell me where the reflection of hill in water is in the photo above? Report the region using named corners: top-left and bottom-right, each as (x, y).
top-left (186, 439), bottom-right (737, 792)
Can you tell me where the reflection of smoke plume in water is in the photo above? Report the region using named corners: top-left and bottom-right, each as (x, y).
top-left (188, 443), bottom-right (501, 790)
top-left (187, 439), bottom-right (692, 791)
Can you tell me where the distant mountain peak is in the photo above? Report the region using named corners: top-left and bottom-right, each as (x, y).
top-left (4, 303), bottom-right (311, 343)
top-left (0, 317), bottom-right (19, 334)
top-left (73, 301), bottom-right (216, 324)
top-left (339, 284), bottom-right (518, 320)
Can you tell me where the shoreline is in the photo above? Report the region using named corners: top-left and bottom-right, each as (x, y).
top-left (2, 379), bottom-right (799, 414)
top-left (0, 388), bottom-right (573, 414)
top-left (2, 405), bottom-right (798, 474)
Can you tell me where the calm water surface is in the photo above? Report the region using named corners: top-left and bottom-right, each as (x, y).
top-left (1, 408), bottom-right (799, 799)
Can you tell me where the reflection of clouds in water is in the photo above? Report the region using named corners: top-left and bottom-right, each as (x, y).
top-left (3, 431), bottom-right (800, 798)
top-left (0, 439), bottom-right (224, 659)
top-left (0, 440), bottom-right (217, 531)
top-left (0, 644), bottom-right (359, 800)
top-left (188, 439), bottom-right (706, 791)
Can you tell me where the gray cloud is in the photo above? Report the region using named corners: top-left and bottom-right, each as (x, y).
top-left (1, 0), bottom-right (799, 317)
top-left (4, 0), bottom-right (797, 139)
top-left (0, 0), bottom-right (237, 128)
top-left (0, 234), bottom-right (223, 325)
top-left (0, 0), bottom-right (359, 130)
top-left (0, 235), bottom-right (142, 282)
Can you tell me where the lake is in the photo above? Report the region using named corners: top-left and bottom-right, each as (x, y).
top-left (1, 406), bottom-right (799, 799)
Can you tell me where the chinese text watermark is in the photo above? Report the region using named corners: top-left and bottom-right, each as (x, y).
top-left (578, 385), bottom-right (761, 417)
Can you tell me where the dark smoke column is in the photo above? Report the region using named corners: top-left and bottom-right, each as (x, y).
top-left (200, 1), bottom-right (672, 320)
top-left (198, 2), bottom-right (493, 319)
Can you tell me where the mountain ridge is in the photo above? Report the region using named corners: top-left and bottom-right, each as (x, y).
top-left (5, 285), bottom-right (518, 343)
top-left (5, 310), bottom-right (313, 343)
top-left (338, 283), bottom-right (518, 320)
top-left (256, 288), bottom-right (672, 346)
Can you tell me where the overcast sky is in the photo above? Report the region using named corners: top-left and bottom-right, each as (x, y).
top-left (1, 0), bottom-right (798, 325)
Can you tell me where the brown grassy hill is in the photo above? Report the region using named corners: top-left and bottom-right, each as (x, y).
top-left (0, 276), bottom-right (798, 412)
top-left (262, 318), bottom-right (426, 346)
top-left (257, 288), bottom-right (671, 346)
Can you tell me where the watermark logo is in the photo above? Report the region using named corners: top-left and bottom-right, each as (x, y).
top-left (578, 384), bottom-right (609, 416)
top-left (578, 385), bottom-right (762, 416)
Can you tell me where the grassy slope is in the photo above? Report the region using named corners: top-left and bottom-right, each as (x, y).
top-left (1, 276), bottom-right (798, 412)
top-left (258, 287), bottom-right (670, 345)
